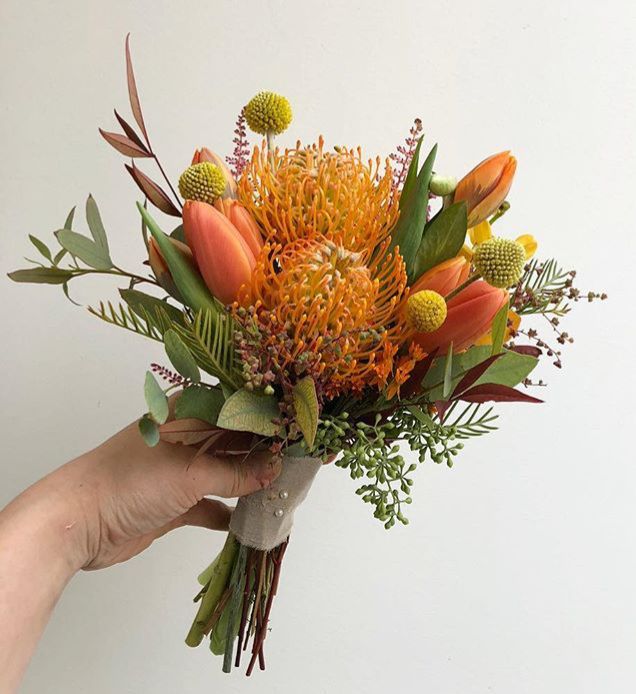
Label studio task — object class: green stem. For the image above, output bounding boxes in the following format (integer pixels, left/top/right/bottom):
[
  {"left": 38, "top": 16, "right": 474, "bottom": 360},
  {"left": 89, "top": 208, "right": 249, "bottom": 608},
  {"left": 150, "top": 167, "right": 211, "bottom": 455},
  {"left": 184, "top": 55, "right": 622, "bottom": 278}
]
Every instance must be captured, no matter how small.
[{"left": 444, "top": 273, "right": 480, "bottom": 302}]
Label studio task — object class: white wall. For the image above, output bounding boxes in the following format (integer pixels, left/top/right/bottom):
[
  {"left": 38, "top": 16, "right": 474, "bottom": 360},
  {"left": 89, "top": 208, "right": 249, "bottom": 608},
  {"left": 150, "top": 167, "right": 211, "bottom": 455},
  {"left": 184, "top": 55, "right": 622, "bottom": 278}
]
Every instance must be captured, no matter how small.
[{"left": 1, "top": 1, "right": 634, "bottom": 692}]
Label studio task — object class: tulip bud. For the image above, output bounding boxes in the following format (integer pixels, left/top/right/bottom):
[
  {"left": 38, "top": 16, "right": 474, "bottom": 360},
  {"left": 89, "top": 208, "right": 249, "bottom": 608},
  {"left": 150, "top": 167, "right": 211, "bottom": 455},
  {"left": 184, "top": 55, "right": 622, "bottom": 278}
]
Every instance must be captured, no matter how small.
[
  {"left": 148, "top": 236, "right": 195, "bottom": 301},
  {"left": 429, "top": 174, "right": 457, "bottom": 197},
  {"left": 454, "top": 151, "right": 517, "bottom": 228},
  {"left": 214, "top": 199, "right": 264, "bottom": 258},
  {"left": 192, "top": 148, "right": 237, "bottom": 199},
  {"left": 410, "top": 256, "right": 471, "bottom": 296},
  {"left": 183, "top": 200, "right": 256, "bottom": 305}
]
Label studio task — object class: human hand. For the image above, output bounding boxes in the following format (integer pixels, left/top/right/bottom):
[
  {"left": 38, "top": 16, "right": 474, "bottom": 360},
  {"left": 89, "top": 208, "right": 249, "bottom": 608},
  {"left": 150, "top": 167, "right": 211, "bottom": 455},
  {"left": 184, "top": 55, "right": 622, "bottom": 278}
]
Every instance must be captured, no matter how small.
[{"left": 12, "top": 421, "right": 282, "bottom": 573}]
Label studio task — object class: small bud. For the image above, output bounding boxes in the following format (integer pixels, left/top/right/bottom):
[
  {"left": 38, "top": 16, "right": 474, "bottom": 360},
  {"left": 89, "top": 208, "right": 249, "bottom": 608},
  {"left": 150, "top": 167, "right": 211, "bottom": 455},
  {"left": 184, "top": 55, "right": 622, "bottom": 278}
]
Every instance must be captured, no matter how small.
[{"left": 429, "top": 173, "right": 457, "bottom": 196}]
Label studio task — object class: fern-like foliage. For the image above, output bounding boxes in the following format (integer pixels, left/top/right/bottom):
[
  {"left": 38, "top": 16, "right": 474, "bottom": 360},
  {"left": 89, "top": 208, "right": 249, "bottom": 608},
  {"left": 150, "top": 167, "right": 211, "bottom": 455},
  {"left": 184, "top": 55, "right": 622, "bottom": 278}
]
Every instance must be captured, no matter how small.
[
  {"left": 170, "top": 309, "right": 241, "bottom": 390},
  {"left": 514, "top": 258, "right": 573, "bottom": 317},
  {"left": 88, "top": 301, "right": 168, "bottom": 342}
]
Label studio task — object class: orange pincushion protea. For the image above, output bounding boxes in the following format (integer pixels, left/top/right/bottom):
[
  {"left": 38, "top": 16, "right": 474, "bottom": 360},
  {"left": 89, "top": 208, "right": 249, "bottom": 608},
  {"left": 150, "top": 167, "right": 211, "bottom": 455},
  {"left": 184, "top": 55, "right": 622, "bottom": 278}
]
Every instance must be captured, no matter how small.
[
  {"left": 237, "top": 137, "right": 399, "bottom": 251},
  {"left": 236, "top": 234, "right": 407, "bottom": 397}
]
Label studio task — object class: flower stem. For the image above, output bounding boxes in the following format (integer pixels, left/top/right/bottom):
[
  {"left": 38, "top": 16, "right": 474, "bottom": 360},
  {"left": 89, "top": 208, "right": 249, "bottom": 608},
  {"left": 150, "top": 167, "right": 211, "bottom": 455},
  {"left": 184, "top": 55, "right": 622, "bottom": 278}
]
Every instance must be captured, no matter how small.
[{"left": 445, "top": 273, "right": 481, "bottom": 302}]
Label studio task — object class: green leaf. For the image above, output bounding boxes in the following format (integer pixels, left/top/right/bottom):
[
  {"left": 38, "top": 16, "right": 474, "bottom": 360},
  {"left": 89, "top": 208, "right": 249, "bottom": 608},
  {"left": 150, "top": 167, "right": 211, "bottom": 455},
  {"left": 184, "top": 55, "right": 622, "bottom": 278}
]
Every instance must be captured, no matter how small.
[
  {"left": 490, "top": 299, "right": 509, "bottom": 356},
  {"left": 119, "top": 288, "right": 185, "bottom": 325},
  {"left": 391, "top": 144, "right": 437, "bottom": 282},
  {"left": 412, "top": 202, "right": 468, "bottom": 279},
  {"left": 175, "top": 385, "right": 225, "bottom": 425},
  {"left": 53, "top": 248, "right": 67, "bottom": 266},
  {"left": 137, "top": 203, "right": 220, "bottom": 318},
  {"left": 138, "top": 415, "right": 160, "bottom": 447},
  {"left": 170, "top": 224, "right": 185, "bottom": 243},
  {"left": 63, "top": 206, "right": 76, "bottom": 230},
  {"left": 216, "top": 388, "right": 280, "bottom": 436},
  {"left": 144, "top": 371, "right": 169, "bottom": 424},
  {"left": 399, "top": 136, "right": 423, "bottom": 210},
  {"left": 86, "top": 195, "right": 109, "bottom": 252},
  {"left": 292, "top": 376, "right": 319, "bottom": 449},
  {"left": 164, "top": 329, "right": 201, "bottom": 382},
  {"left": 424, "top": 346, "right": 538, "bottom": 400},
  {"left": 55, "top": 229, "right": 113, "bottom": 270},
  {"left": 442, "top": 343, "right": 454, "bottom": 399},
  {"left": 29, "top": 235, "right": 52, "bottom": 262},
  {"left": 7, "top": 267, "right": 74, "bottom": 284}
]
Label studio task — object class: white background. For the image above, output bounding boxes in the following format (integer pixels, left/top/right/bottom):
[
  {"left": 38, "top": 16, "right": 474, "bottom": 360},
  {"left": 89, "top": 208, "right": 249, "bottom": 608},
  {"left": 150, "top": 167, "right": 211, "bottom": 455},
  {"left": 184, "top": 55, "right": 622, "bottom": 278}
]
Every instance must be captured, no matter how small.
[{"left": 1, "top": 1, "right": 634, "bottom": 692}]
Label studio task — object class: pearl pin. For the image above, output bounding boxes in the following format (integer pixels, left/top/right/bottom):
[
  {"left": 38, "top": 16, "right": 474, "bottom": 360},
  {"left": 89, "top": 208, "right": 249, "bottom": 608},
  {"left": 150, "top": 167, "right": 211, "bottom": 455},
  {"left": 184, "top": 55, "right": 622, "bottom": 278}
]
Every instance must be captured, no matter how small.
[{"left": 274, "top": 508, "right": 284, "bottom": 518}]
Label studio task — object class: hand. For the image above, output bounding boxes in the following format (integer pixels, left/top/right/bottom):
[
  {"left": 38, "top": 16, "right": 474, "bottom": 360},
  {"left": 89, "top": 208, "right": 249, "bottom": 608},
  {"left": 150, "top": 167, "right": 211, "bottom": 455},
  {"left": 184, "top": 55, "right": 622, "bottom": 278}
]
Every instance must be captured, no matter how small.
[{"left": 59, "top": 421, "right": 282, "bottom": 570}]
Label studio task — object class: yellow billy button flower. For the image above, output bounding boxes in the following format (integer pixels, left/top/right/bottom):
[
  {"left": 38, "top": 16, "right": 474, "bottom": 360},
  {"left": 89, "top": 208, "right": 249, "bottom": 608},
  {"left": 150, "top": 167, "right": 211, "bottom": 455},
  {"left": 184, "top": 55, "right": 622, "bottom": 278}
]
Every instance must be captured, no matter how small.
[
  {"left": 244, "top": 91, "right": 292, "bottom": 136},
  {"left": 178, "top": 162, "right": 226, "bottom": 204},
  {"left": 406, "top": 290, "right": 448, "bottom": 333},
  {"left": 472, "top": 237, "right": 526, "bottom": 288},
  {"left": 461, "top": 219, "right": 537, "bottom": 262}
]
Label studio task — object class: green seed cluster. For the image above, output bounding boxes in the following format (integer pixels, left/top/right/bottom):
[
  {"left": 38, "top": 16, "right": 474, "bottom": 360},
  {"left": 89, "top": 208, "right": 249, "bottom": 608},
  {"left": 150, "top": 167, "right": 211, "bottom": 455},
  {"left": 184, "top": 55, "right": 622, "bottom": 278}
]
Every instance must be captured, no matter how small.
[
  {"left": 178, "top": 162, "right": 226, "bottom": 204},
  {"left": 473, "top": 237, "right": 526, "bottom": 288},
  {"left": 244, "top": 91, "right": 292, "bottom": 135}
]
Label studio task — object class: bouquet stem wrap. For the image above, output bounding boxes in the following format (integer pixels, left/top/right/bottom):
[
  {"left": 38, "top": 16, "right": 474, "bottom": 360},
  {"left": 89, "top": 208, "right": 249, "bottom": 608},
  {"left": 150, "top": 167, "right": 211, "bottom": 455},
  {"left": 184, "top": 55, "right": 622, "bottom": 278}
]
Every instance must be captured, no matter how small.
[
  {"left": 187, "top": 455, "right": 322, "bottom": 674},
  {"left": 229, "top": 455, "right": 322, "bottom": 551}
]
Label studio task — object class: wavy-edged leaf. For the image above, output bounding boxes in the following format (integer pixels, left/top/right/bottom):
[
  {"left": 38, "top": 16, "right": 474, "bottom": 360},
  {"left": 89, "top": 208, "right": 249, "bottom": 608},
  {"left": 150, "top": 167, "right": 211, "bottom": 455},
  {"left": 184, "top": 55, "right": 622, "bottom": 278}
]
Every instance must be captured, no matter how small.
[
  {"left": 125, "top": 34, "right": 149, "bottom": 141},
  {"left": 217, "top": 388, "right": 280, "bottom": 437},
  {"left": 126, "top": 163, "right": 180, "bottom": 217},
  {"left": 413, "top": 202, "right": 467, "bottom": 279},
  {"left": 458, "top": 383, "right": 543, "bottom": 404},
  {"left": 28, "top": 235, "right": 52, "bottom": 262},
  {"left": 175, "top": 385, "right": 225, "bottom": 425},
  {"left": 55, "top": 229, "right": 113, "bottom": 270},
  {"left": 164, "top": 329, "right": 201, "bottom": 382},
  {"left": 85, "top": 195, "right": 109, "bottom": 252},
  {"left": 99, "top": 128, "right": 152, "bottom": 158},
  {"left": 139, "top": 414, "right": 160, "bottom": 447},
  {"left": 7, "top": 267, "right": 73, "bottom": 284},
  {"left": 293, "top": 376, "right": 319, "bottom": 448},
  {"left": 144, "top": 371, "right": 169, "bottom": 424},
  {"left": 114, "top": 109, "right": 149, "bottom": 151}
]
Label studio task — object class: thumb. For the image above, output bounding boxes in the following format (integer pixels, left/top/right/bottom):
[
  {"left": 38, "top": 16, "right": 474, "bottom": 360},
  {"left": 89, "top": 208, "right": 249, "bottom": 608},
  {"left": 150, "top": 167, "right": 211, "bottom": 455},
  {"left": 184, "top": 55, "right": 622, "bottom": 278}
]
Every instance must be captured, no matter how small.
[{"left": 187, "top": 451, "right": 283, "bottom": 499}]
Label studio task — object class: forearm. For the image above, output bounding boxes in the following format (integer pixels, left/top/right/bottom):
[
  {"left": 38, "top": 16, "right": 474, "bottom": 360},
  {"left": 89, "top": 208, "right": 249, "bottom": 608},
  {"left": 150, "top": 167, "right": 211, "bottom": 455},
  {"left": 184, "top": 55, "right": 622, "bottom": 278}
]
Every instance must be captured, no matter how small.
[{"left": 0, "top": 471, "right": 87, "bottom": 692}]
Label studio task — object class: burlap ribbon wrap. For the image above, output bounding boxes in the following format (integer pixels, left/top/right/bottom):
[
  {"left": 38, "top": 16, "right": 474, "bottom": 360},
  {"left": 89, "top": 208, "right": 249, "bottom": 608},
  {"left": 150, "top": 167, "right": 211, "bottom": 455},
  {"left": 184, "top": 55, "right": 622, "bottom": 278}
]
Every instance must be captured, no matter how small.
[{"left": 229, "top": 455, "right": 322, "bottom": 551}]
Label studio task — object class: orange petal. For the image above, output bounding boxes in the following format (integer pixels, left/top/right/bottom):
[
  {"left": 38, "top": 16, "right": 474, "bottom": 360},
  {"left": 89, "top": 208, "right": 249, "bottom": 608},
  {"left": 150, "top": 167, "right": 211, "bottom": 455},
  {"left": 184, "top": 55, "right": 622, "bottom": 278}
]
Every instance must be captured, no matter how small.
[
  {"left": 183, "top": 200, "right": 255, "bottom": 304},
  {"left": 224, "top": 200, "right": 264, "bottom": 258},
  {"left": 467, "top": 157, "right": 516, "bottom": 227},
  {"left": 410, "top": 256, "right": 471, "bottom": 296},
  {"left": 455, "top": 151, "right": 512, "bottom": 211}
]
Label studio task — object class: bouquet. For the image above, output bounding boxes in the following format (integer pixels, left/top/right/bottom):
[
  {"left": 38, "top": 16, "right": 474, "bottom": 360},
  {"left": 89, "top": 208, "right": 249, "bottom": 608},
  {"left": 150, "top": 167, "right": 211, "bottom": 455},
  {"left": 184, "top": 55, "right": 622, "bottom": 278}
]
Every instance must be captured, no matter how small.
[{"left": 9, "top": 37, "right": 606, "bottom": 676}]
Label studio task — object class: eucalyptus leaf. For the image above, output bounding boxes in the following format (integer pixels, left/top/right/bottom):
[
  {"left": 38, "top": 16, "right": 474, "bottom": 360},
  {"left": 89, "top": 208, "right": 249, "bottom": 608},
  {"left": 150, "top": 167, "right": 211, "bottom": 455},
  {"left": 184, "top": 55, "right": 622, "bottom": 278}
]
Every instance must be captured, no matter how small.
[
  {"left": 424, "top": 346, "right": 538, "bottom": 400},
  {"left": 144, "top": 371, "right": 169, "bottom": 424},
  {"left": 29, "top": 235, "right": 52, "bottom": 262},
  {"left": 56, "top": 229, "right": 113, "bottom": 270},
  {"left": 175, "top": 385, "right": 224, "bottom": 424},
  {"left": 292, "top": 376, "right": 319, "bottom": 449},
  {"left": 53, "top": 248, "right": 67, "bottom": 266},
  {"left": 412, "top": 202, "right": 467, "bottom": 279},
  {"left": 164, "top": 329, "right": 200, "bottom": 382},
  {"left": 138, "top": 414, "right": 160, "bottom": 447},
  {"left": 216, "top": 388, "right": 280, "bottom": 436},
  {"left": 86, "top": 195, "right": 109, "bottom": 252},
  {"left": 7, "top": 267, "right": 74, "bottom": 285},
  {"left": 63, "top": 206, "right": 76, "bottom": 230}
]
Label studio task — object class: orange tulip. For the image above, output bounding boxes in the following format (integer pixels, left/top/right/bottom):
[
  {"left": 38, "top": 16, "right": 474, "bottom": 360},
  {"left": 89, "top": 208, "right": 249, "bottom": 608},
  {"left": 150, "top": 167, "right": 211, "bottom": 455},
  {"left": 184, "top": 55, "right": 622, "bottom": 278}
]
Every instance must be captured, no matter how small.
[
  {"left": 454, "top": 151, "right": 517, "bottom": 227},
  {"left": 148, "top": 236, "right": 195, "bottom": 300},
  {"left": 191, "top": 148, "right": 237, "bottom": 199},
  {"left": 412, "top": 266, "right": 508, "bottom": 353},
  {"left": 183, "top": 200, "right": 256, "bottom": 305},
  {"left": 410, "top": 256, "right": 471, "bottom": 296},
  {"left": 214, "top": 198, "right": 264, "bottom": 258}
]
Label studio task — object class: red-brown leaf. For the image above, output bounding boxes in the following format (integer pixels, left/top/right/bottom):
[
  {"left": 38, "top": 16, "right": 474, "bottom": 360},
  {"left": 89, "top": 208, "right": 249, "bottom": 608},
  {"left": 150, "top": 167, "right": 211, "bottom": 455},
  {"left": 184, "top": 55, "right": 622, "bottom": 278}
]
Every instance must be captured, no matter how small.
[
  {"left": 452, "top": 353, "right": 505, "bottom": 398},
  {"left": 401, "top": 347, "right": 439, "bottom": 398},
  {"left": 434, "top": 400, "right": 452, "bottom": 423},
  {"left": 509, "top": 344, "right": 543, "bottom": 358},
  {"left": 126, "top": 163, "right": 181, "bottom": 217},
  {"left": 125, "top": 34, "right": 149, "bottom": 141},
  {"left": 99, "top": 128, "right": 152, "bottom": 158},
  {"left": 159, "top": 418, "right": 217, "bottom": 445},
  {"left": 114, "top": 109, "right": 149, "bottom": 152},
  {"left": 458, "top": 383, "right": 544, "bottom": 404}
]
